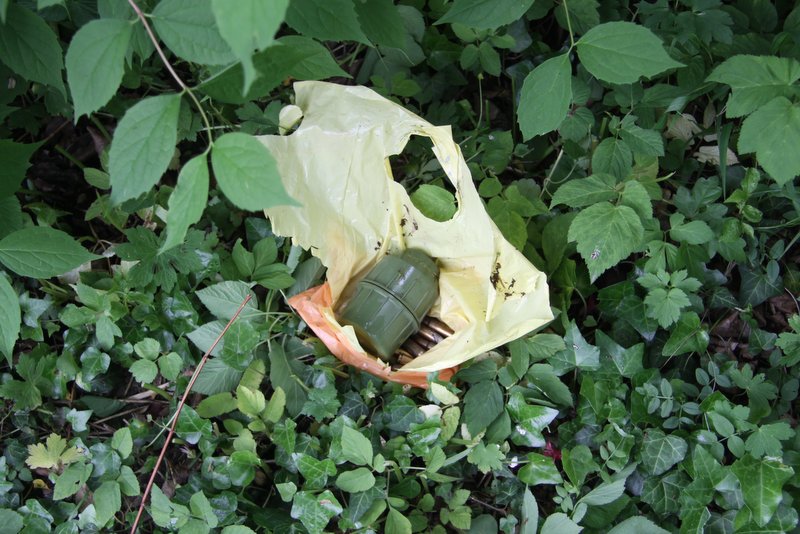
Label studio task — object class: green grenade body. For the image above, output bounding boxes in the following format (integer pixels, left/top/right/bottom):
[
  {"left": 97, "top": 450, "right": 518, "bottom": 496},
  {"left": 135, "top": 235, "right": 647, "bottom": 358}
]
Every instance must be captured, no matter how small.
[{"left": 338, "top": 249, "right": 439, "bottom": 362}]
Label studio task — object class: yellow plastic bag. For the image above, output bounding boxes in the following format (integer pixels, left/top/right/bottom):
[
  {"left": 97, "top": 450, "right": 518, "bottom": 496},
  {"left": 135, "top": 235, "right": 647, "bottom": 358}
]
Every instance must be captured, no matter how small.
[{"left": 260, "top": 81, "right": 552, "bottom": 381}]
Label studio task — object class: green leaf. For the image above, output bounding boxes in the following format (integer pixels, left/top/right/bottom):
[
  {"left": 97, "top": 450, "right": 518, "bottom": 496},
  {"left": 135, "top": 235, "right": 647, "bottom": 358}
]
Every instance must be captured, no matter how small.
[
  {"left": 268, "top": 344, "right": 308, "bottom": 417},
  {"left": 65, "top": 18, "right": 132, "bottom": 120},
  {"left": 0, "top": 227, "right": 100, "bottom": 278},
  {"left": 619, "top": 125, "right": 664, "bottom": 157},
  {"left": 663, "top": 312, "right": 709, "bottom": 356},
  {"left": 463, "top": 380, "right": 504, "bottom": 436},
  {"left": 0, "top": 3, "right": 66, "bottom": 97},
  {"left": 0, "top": 196, "right": 23, "bottom": 240},
  {"left": 539, "top": 512, "right": 581, "bottom": 534},
  {"left": 467, "top": 442, "right": 505, "bottom": 473},
  {"left": 592, "top": 137, "right": 632, "bottom": 179},
  {"left": 550, "top": 174, "right": 617, "bottom": 208},
  {"left": 341, "top": 426, "right": 373, "bottom": 466},
  {"left": 568, "top": 202, "right": 643, "bottom": 282},
  {"left": 644, "top": 287, "right": 690, "bottom": 328},
  {"left": 732, "top": 455, "right": 794, "bottom": 527},
  {"left": 670, "top": 219, "right": 714, "bottom": 245},
  {"left": 607, "top": 516, "right": 671, "bottom": 534},
  {"left": 196, "top": 392, "right": 237, "bottom": 418},
  {"left": 520, "top": 487, "right": 538, "bottom": 534},
  {"left": 507, "top": 392, "right": 559, "bottom": 448},
  {"left": 93, "top": 481, "right": 121, "bottom": 527},
  {"left": 196, "top": 281, "right": 259, "bottom": 321},
  {"left": 386, "top": 507, "right": 412, "bottom": 534},
  {"left": 0, "top": 139, "right": 41, "bottom": 197},
  {"left": 518, "top": 453, "right": 563, "bottom": 485},
  {"left": 111, "top": 428, "right": 132, "bottom": 459},
  {"left": 436, "top": 0, "right": 535, "bottom": 29},
  {"left": 152, "top": 0, "right": 234, "bottom": 65},
  {"left": 129, "top": 359, "right": 158, "bottom": 384},
  {"left": 211, "top": 0, "right": 288, "bottom": 92},
  {"left": 291, "top": 488, "right": 342, "bottom": 531},
  {"left": 745, "top": 422, "right": 793, "bottom": 458},
  {"left": 189, "top": 491, "right": 218, "bottom": 528},
  {"left": 527, "top": 364, "right": 574, "bottom": 407},
  {"left": 211, "top": 132, "right": 298, "bottom": 211},
  {"left": 353, "top": 0, "right": 406, "bottom": 48},
  {"left": 707, "top": 55, "right": 800, "bottom": 118},
  {"left": 410, "top": 184, "right": 457, "bottom": 222},
  {"left": 53, "top": 462, "right": 92, "bottom": 500},
  {"left": 158, "top": 352, "right": 183, "bottom": 381},
  {"left": 0, "top": 510, "right": 22, "bottom": 534},
  {"left": 487, "top": 198, "right": 527, "bottom": 250},
  {"left": 620, "top": 180, "right": 653, "bottom": 219},
  {"left": 738, "top": 97, "right": 800, "bottom": 185},
  {"left": 0, "top": 275, "right": 19, "bottom": 364},
  {"left": 176, "top": 405, "right": 211, "bottom": 445},
  {"left": 641, "top": 429, "right": 688, "bottom": 476},
  {"left": 109, "top": 93, "right": 181, "bottom": 204},
  {"left": 576, "top": 21, "right": 683, "bottom": 84},
  {"left": 579, "top": 478, "right": 626, "bottom": 506},
  {"left": 236, "top": 385, "right": 266, "bottom": 417},
  {"left": 285, "top": 0, "right": 369, "bottom": 44},
  {"left": 335, "top": 467, "right": 376, "bottom": 493},
  {"left": 517, "top": 54, "right": 572, "bottom": 140},
  {"left": 161, "top": 154, "right": 209, "bottom": 253}
]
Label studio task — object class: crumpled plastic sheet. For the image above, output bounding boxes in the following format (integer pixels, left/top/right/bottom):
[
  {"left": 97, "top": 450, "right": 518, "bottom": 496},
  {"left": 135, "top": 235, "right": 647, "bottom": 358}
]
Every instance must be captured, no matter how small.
[{"left": 260, "top": 81, "right": 552, "bottom": 386}]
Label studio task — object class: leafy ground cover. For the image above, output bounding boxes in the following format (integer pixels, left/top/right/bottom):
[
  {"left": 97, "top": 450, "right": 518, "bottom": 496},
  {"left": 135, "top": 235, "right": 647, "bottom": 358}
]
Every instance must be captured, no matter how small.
[{"left": 1, "top": 0, "right": 800, "bottom": 532}]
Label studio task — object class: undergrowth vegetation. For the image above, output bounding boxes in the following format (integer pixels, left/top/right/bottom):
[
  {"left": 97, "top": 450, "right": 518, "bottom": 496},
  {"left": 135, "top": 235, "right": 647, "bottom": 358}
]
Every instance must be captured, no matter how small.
[{"left": 1, "top": 0, "right": 799, "bottom": 532}]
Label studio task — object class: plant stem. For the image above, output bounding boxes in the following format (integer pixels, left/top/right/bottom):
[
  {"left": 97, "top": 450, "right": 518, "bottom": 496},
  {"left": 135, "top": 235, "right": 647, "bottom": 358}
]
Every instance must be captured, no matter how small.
[
  {"left": 126, "top": 0, "right": 214, "bottom": 146},
  {"left": 562, "top": 0, "right": 576, "bottom": 49}
]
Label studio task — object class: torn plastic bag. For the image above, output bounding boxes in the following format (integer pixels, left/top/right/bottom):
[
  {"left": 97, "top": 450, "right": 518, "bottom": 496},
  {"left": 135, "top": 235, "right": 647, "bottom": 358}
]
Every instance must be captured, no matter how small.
[{"left": 260, "top": 81, "right": 552, "bottom": 386}]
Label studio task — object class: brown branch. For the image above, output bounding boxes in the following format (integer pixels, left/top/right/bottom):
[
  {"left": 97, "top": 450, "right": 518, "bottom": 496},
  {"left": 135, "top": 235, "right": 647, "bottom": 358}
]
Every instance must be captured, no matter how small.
[{"left": 130, "top": 294, "right": 252, "bottom": 533}]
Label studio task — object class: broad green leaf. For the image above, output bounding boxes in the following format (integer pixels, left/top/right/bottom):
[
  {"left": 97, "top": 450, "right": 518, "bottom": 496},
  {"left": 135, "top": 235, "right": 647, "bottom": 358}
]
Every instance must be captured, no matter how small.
[
  {"left": 539, "top": 512, "right": 581, "bottom": 534},
  {"left": 0, "top": 510, "right": 22, "bottom": 534},
  {"left": 620, "top": 180, "right": 652, "bottom": 219},
  {"left": 152, "top": 0, "right": 235, "bottom": 65},
  {"left": 0, "top": 227, "right": 100, "bottom": 278},
  {"left": 221, "top": 527, "right": 256, "bottom": 534},
  {"left": 410, "top": 184, "right": 457, "bottom": 222},
  {"left": 236, "top": 385, "right": 266, "bottom": 417},
  {"left": 707, "top": 55, "right": 800, "bottom": 117},
  {"left": 579, "top": 478, "right": 626, "bottom": 506},
  {"left": 175, "top": 406, "right": 211, "bottom": 445},
  {"left": 518, "top": 54, "right": 572, "bottom": 140},
  {"left": 335, "top": 467, "right": 376, "bottom": 493},
  {"left": 285, "top": 0, "right": 369, "bottom": 44},
  {"left": 93, "top": 481, "right": 121, "bottom": 527},
  {"left": 353, "top": 0, "right": 406, "bottom": 48},
  {"left": 644, "top": 287, "right": 690, "bottom": 328},
  {"left": 0, "top": 275, "right": 19, "bottom": 364},
  {"left": 129, "top": 359, "right": 158, "bottom": 384},
  {"left": 386, "top": 506, "right": 412, "bottom": 534},
  {"left": 731, "top": 455, "right": 794, "bottom": 527},
  {"left": 200, "top": 36, "right": 349, "bottom": 104},
  {"left": 111, "top": 428, "right": 132, "bottom": 459},
  {"left": 211, "top": 0, "right": 289, "bottom": 92},
  {"left": 487, "top": 198, "right": 527, "bottom": 250},
  {"left": 196, "top": 281, "right": 259, "bottom": 321},
  {"left": 436, "top": 0, "right": 535, "bottom": 29},
  {"left": 518, "top": 453, "right": 563, "bottom": 485},
  {"left": 520, "top": 488, "right": 538, "bottom": 534},
  {"left": 576, "top": 21, "right": 683, "bottom": 84},
  {"left": 341, "top": 426, "right": 373, "bottom": 466},
  {"left": 65, "top": 18, "right": 132, "bottom": 119},
  {"left": 0, "top": 3, "right": 66, "bottom": 97},
  {"left": 670, "top": 218, "right": 714, "bottom": 245},
  {"left": 641, "top": 471, "right": 686, "bottom": 515},
  {"left": 663, "top": 312, "right": 709, "bottom": 356},
  {"left": 550, "top": 174, "right": 617, "bottom": 208},
  {"left": 187, "top": 320, "right": 226, "bottom": 357},
  {"left": 607, "top": 516, "right": 670, "bottom": 534},
  {"left": 196, "top": 392, "right": 237, "bottom": 418},
  {"left": 619, "top": 125, "right": 664, "bottom": 156},
  {"left": 161, "top": 154, "right": 208, "bottom": 253},
  {"left": 189, "top": 491, "right": 218, "bottom": 528},
  {"left": 568, "top": 202, "right": 644, "bottom": 281},
  {"left": 507, "top": 392, "right": 559, "bottom": 448},
  {"left": 738, "top": 96, "right": 800, "bottom": 185},
  {"left": 592, "top": 137, "right": 632, "bottom": 179},
  {"left": 211, "top": 132, "right": 298, "bottom": 211},
  {"left": 290, "top": 490, "right": 342, "bottom": 532},
  {"left": 467, "top": 443, "right": 505, "bottom": 473},
  {"left": 641, "top": 429, "right": 688, "bottom": 476},
  {"left": 268, "top": 344, "right": 307, "bottom": 417},
  {"left": 0, "top": 196, "right": 22, "bottom": 240},
  {"left": 527, "top": 364, "right": 573, "bottom": 407},
  {"left": 463, "top": 380, "right": 504, "bottom": 436},
  {"left": 109, "top": 93, "right": 181, "bottom": 204},
  {"left": 0, "top": 140, "right": 41, "bottom": 197},
  {"left": 53, "top": 462, "right": 92, "bottom": 500}
]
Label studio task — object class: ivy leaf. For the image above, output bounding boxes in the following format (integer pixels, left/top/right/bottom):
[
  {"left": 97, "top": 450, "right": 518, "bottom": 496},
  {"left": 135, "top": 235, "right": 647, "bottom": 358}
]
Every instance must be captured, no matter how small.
[
  {"left": 706, "top": 55, "right": 800, "bottom": 117},
  {"left": 65, "top": 18, "right": 132, "bottom": 120},
  {"left": 0, "top": 227, "right": 100, "bottom": 278},
  {"left": 295, "top": 455, "right": 337, "bottom": 489},
  {"left": 731, "top": 455, "right": 794, "bottom": 527},
  {"left": 568, "top": 202, "right": 644, "bottom": 282},
  {"left": 550, "top": 173, "right": 617, "bottom": 208},
  {"left": 467, "top": 443, "right": 505, "bottom": 473},
  {"left": 210, "top": 0, "right": 288, "bottom": 92},
  {"left": 300, "top": 384, "right": 341, "bottom": 420},
  {"left": 507, "top": 392, "right": 559, "bottom": 448},
  {"left": 109, "top": 93, "right": 181, "bottom": 204},
  {"left": 436, "top": 0, "right": 535, "bottom": 29},
  {"left": 161, "top": 154, "right": 209, "bottom": 253},
  {"left": 744, "top": 422, "right": 793, "bottom": 458},
  {"left": 152, "top": 0, "right": 235, "bottom": 65},
  {"left": 211, "top": 132, "right": 298, "bottom": 211},
  {"left": 0, "top": 274, "right": 20, "bottom": 365},
  {"left": 0, "top": 3, "right": 66, "bottom": 97},
  {"left": 517, "top": 54, "right": 572, "bottom": 140},
  {"left": 518, "top": 453, "right": 563, "bottom": 485},
  {"left": 738, "top": 96, "right": 800, "bottom": 186},
  {"left": 576, "top": 21, "right": 684, "bottom": 84},
  {"left": 641, "top": 429, "right": 688, "bottom": 476}
]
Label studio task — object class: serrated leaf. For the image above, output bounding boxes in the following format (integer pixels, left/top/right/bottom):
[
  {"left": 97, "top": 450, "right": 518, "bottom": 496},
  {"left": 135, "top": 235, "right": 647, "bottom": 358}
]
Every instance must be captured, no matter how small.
[
  {"left": 641, "top": 429, "right": 688, "bottom": 476},
  {"left": 644, "top": 287, "right": 690, "bottom": 328},
  {"left": 467, "top": 442, "right": 505, "bottom": 473},
  {"left": 66, "top": 18, "right": 132, "bottom": 120},
  {"left": 738, "top": 96, "right": 800, "bottom": 185},
  {"left": 268, "top": 344, "right": 307, "bottom": 418},
  {"left": 707, "top": 55, "right": 800, "bottom": 118},
  {"left": 670, "top": 219, "right": 714, "bottom": 245},
  {"left": 518, "top": 54, "right": 572, "bottom": 140},
  {"left": 0, "top": 139, "right": 41, "bottom": 197},
  {"left": 0, "top": 196, "right": 23, "bottom": 240},
  {"left": 196, "top": 281, "right": 259, "bottom": 321},
  {"left": 550, "top": 173, "right": 617, "bottom": 208},
  {"left": 619, "top": 125, "right": 664, "bottom": 156},
  {"left": 111, "top": 427, "right": 132, "bottom": 459},
  {"left": 53, "top": 462, "right": 92, "bottom": 500},
  {"left": 353, "top": 0, "right": 406, "bottom": 47},
  {"left": 129, "top": 359, "right": 157, "bottom": 384},
  {"left": 620, "top": 180, "right": 652, "bottom": 219},
  {"left": 745, "top": 422, "right": 794, "bottom": 458},
  {"left": 211, "top": 132, "right": 298, "bottom": 211},
  {"left": 732, "top": 455, "right": 794, "bottom": 527},
  {"left": 26, "top": 434, "right": 82, "bottom": 469},
  {"left": 576, "top": 21, "right": 684, "bottom": 84},
  {"left": 463, "top": 380, "right": 504, "bottom": 436},
  {"left": 109, "top": 93, "right": 181, "bottom": 204},
  {"left": 0, "top": 3, "right": 66, "bottom": 97},
  {"left": 592, "top": 137, "right": 632, "bottom": 179},
  {"left": 607, "top": 516, "right": 671, "bottom": 534},
  {"left": 436, "top": 0, "right": 535, "bottom": 29},
  {"left": 568, "top": 202, "right": 643, "bottom": 281},
  {"left": 152, "top": 0, "right": 235, "bottom": 65},
  {"left": 211, "top": 0, "right": 288, "bottom": 92},
  {"left": 0, "top": 275, "right": 20, "bottom": 365},
  {"left": 0, "top": 227, "right": 100, "bottom": 278},
  {"left": 161, "top": 154, "right": 209, "bottom": 252},
  {"left": 285, "top": 0, "right": 370, "bottom": 43}
]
